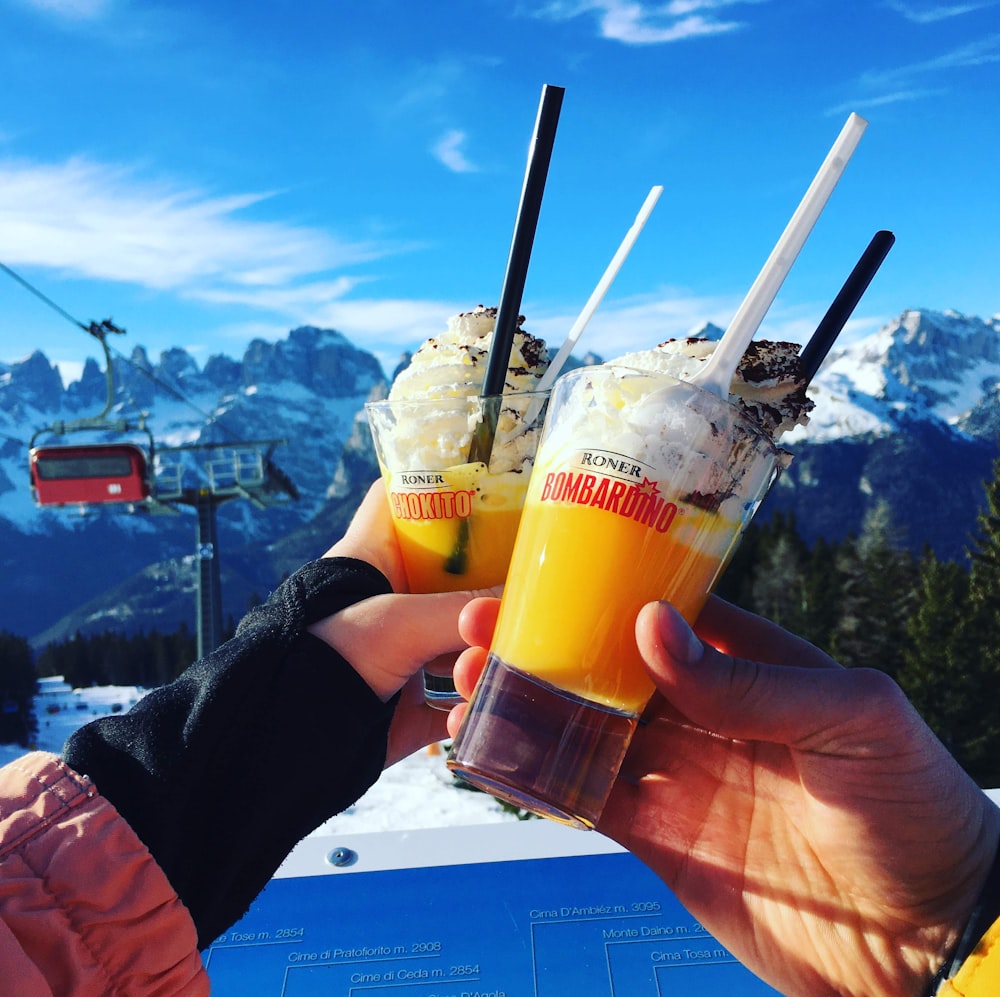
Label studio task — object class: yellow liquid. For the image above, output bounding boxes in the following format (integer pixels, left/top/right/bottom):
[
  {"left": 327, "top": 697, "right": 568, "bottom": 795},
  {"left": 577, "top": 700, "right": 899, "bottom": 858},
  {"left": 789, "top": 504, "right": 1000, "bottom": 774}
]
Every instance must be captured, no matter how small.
[
  {"left": 492, "top": 476, "right": 734, "bottom": 714},
  {"left": 384, "top": 464, "right": 529, "bottom": 592}
]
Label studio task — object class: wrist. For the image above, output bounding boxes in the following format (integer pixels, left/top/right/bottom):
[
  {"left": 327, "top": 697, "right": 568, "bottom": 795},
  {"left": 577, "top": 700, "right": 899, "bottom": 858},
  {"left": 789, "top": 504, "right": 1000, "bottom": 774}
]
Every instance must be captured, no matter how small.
[
  {"left": 925, "top": 807, "right": 1000, "bottom": 995},
  {"left": 279, "top": 556, "right": 393, "bottom": 626}
]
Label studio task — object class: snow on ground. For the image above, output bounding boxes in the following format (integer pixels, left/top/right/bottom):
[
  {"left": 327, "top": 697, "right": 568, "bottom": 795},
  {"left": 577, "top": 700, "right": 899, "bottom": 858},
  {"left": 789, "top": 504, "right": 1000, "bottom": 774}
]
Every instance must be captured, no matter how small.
[
  {"left": 313, "top": 741, "right": 521, "bottom": 834},
  {"left": 0, "top": 678, "right": 520, "bottom": 832},
  {"left": 0, "top": 676, "right": 147, "bottom": 766}
]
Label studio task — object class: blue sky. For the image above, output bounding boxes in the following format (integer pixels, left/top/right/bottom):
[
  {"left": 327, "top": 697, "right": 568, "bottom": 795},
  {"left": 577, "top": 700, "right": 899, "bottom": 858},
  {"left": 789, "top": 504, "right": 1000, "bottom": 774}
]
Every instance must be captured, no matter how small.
[{"left": 1, "top": 0, "right": 998, "bottom": 383}]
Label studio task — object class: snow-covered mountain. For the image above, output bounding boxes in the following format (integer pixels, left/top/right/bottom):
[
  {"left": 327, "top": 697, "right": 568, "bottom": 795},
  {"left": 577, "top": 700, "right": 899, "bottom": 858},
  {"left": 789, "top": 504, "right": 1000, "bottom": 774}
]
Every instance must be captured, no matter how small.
[
  {"left": 768, "top": 309, "right": 999, "bottom": 558},
  {"left": 1, "top": 326, "right": 386, "bottom": 533},
  {"left": 788, "top": 309, "right": 1000, "bottom": 443},
  {"left": 1, "top": 309, "right": 997, "bottom": 642},
  {"left": 684, "top": 308, "right": 1000, "bottom": 444},
  {"left": 0, "top": 327, "right": 390, "bottom": 641}
]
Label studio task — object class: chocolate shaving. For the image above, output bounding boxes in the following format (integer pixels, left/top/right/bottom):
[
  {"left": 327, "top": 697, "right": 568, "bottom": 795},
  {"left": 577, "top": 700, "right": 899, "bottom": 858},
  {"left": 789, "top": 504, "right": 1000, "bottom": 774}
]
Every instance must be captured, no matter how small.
[{"left": 682, "top": 490, "right": 722, "bottom": 511}]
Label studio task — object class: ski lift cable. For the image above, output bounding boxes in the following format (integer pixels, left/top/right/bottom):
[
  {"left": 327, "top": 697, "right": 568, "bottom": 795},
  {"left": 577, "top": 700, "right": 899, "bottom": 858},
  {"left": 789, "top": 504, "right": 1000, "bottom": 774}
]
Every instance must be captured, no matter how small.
[
  {"left": 2, "top": 260, "right": 246, "bottom": 446},
  {"left": 1, "top": 261, "right": 90, "bottom": 333},
  {"left": 7, "top": 263, "right": 297, "bottom": 527}
]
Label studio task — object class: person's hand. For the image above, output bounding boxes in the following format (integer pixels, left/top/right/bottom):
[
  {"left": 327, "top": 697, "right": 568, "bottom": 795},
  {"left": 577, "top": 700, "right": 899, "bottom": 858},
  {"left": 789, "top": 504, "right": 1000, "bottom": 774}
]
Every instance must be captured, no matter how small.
[
  {"left": 321, "top": 479, "right": 410, "bottom": 592},
  {"left": 449, "top": 595, "right": 1000, "bottom": 997},
  {"left": 311, "top": 481, "right": 497, "bottom": 766},
  {"left": 312, "top": 587, "right": 484, "bottom": 765}
]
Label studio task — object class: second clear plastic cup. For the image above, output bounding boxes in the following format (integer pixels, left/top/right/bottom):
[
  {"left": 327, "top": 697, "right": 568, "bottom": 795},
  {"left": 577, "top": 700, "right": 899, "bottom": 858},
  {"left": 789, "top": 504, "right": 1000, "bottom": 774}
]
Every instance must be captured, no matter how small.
[
  {"left": 447, "top": 365, "right": 788, "bottom": 827},
  {"left": 366, "top": 390, "right": 549, "bottom": 709}
]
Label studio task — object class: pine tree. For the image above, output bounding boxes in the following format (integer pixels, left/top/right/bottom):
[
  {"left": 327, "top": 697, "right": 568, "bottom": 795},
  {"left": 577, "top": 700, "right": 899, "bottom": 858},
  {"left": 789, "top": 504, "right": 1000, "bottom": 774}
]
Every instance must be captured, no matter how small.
[
  {"left": 714, "top": 518, "right": 763, "bottom": 609},
  {"left": 831, "top": 501, "right": 918, "bottom": 679},
  {"left": 749, "top": 514, "right": 809, "bottom": 633},
  {"left": 897, "top": 459, "right": 1000, "bottom": 787},
  {"left": 34, "top": 624, "right": 200, "bottom": 690},
  {"left": 967, "top": 456, "right": 1000, "bottom": 618},
  {"left": 951, "top": 457, "right": 1000, "bottom": 785},
  {"left": 899, "top": 550, "right": 972, "bottom": 752},
  {"left": 151, "top": 630, "right": 173, "bottom": 687},
  {"left": 799, "top": 536, "right": 844, "bottom": 652},
  {"left": 0, "top": 631, "right": 38, "bottom": 747},
  {"left": 167, "top": 622, "right": 197, "bottom": 682}
]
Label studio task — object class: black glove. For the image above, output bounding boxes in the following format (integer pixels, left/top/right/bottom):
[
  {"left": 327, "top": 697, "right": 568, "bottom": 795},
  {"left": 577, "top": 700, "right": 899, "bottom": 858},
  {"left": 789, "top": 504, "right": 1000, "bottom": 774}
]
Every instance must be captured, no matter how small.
[{"left": 63, "top": 557, "right": 397, "bottom": 949}]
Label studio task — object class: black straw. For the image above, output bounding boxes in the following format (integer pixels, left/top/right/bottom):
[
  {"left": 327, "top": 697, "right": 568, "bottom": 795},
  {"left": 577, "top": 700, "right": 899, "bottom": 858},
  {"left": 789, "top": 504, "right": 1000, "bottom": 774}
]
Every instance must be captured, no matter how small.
[
  {"left": 480, "top": 83, "right": 565, "bottom": 398},
  {"left": 452, "top": 85, "right": 564, "bottom": 569},
  {"left": 800, "top": 230, "right": 895, "bottom": 386}
]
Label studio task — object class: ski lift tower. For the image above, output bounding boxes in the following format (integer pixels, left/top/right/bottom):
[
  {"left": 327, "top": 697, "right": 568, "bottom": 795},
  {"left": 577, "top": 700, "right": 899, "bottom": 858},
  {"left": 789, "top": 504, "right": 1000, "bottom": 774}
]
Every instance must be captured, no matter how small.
[{"left": 154, "top": 442, "right": 298, "bottom": 658}]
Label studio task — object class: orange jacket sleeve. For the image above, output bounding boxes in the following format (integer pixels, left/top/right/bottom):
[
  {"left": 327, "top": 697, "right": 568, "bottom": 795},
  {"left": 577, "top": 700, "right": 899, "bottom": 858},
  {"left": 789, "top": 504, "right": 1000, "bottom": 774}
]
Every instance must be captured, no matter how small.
[{"left": 0, "top": 751, "right": 208, "bottom": 997}]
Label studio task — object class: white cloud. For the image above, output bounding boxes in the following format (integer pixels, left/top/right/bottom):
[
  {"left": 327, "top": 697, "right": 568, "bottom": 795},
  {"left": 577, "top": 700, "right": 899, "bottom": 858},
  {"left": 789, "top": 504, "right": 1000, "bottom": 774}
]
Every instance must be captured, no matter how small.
[
  {"left": 0, "top": 155, "right": 882, "bottom": 379},
  {"left": 308, "top": 296, "right": 462, "bottom": 346},
  {"left": 860, "top": 34, "right": 1000, "bottom": 99},
  {"left": 0, "top": 156, "right": 404, "bottom": 305},
  {"left": 174, "top": 296, "right": 474, "bottom": 376},
  {"left": 286, "top": 282, "right": 874, "bottom": 380},
  {"left": 836, "top": 33, "right": 1000, "bottom": 111},
  {"left": 393, "top": 60, "right": 472, "bottom": 113},
  {"left": 556, "top": 288, "right": 741, "bottom": 353},
  {"left": 531, "top": 0, "right": 765, "bottom": 44},
  {"left": 432, "top": 129, "right": 479, "bottom": 173},
  {"left": 226, "top": 287, "right": 741, "bottom": 375},
  {"left": 825, "top": 88, "right": 946, "bottom": 115},
  {"left": 296, "top": 296, "right": 471, "bottom": 377},
  {"left": 884, "top": 0, "right": 998, "bottom": 24},
  {"left": 17, "top": 0, "right": 111, "bottom": 19},
  {"left": 527, "top": 289, "right": 888, "bottom": 361},
  {"left": 857, "top": 33, "right": 1000, "bottom": 90}
]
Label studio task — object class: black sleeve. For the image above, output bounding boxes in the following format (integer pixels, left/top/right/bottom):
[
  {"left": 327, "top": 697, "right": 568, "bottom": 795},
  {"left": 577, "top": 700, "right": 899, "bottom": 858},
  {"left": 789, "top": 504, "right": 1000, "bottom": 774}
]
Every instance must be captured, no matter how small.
[{"left": 62, "top": 556, "right": 396, "bottom": 950}]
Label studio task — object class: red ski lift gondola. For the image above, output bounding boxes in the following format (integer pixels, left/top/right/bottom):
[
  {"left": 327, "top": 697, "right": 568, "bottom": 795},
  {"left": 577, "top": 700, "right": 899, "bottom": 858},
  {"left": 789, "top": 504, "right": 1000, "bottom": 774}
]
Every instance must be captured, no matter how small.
[
  {"left": 27, "top": 318, "right": 156, "bottom": 510},
  {"left": 29, "top": 442, "right": 151, "bottom": 507}
]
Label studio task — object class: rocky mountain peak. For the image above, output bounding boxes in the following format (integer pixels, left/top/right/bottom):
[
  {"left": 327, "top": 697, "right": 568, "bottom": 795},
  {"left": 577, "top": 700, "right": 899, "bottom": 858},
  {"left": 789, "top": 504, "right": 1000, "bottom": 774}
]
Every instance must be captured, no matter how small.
[
  {"left": 0, "top": 350, "right": 64, "bottom": 415},
  {"left": 885, "top": 309, "right": 1000, "bottom": 383},
  {"left": 239, "top": 326, "right": 383, "bottom": 395},
  {"left": 796, "top": 308, "right": 1000, "bottom": 442},
  {"left": 687, "top": 320, "right": 725, "bottom": 341},
  {"left": 63, "top": 356, "right": 108, "bottom": 413}
]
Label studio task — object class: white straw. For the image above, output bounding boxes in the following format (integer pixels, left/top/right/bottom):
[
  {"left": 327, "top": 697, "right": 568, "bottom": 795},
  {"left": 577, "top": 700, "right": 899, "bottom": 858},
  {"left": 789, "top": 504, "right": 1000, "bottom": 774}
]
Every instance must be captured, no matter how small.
[
  {"left": 691, "top": 112, "right": 868, "bottom": 399},
  {"left": 536, "top": 184, "right": 663, "bottom": 393}
]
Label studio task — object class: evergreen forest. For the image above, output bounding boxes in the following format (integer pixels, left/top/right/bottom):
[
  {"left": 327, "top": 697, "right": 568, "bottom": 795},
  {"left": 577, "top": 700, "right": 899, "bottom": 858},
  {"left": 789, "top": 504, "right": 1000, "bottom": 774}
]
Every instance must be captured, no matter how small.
[
  {"left": 2, "top": 460, "right": 999, "bottom": 789},
  {"left": 714, "top": 456, "right": 1000, "bottom": 787}
]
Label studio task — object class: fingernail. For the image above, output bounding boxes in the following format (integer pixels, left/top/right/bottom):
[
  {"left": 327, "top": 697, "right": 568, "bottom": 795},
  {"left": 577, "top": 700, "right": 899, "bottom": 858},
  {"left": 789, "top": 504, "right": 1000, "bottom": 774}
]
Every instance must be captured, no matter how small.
[{"left": 656, "top": 602, "right": 703, "bottom": 666}]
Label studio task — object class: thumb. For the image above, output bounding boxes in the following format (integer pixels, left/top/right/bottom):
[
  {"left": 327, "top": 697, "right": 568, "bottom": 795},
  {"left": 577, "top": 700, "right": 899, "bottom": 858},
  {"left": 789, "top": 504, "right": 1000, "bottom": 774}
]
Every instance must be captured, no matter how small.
[
  {"left": 322, "top": 481, "right": 407, "bottom": 592},
  {"left": 636, "top": 601, "right": 877, "bottom": 749},
  {"left": 309, "top": 590, "right": 476, "bottom": 701}
]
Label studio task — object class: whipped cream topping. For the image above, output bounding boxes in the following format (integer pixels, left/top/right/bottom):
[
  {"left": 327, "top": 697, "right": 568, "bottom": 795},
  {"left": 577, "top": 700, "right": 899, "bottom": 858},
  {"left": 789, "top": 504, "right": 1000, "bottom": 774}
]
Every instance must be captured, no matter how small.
[
  {"left": 537, "top": 365, "right": 786, "bottom": 522},
  {"left": 381, "top": 306, "right": 550, "bottom": 474},
  {"left": 610, "top": 337, "right": 813, "bottom": 437},
  {"left": 390, "top": 306, "right": 549, "bottom": 400}
]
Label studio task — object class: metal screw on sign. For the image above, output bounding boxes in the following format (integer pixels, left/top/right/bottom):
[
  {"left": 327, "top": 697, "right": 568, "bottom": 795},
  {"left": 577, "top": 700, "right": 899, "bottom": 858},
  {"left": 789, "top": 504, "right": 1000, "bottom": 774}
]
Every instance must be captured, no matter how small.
[{"left": 326, "top": 847, "right": 358, "bottom": 868}]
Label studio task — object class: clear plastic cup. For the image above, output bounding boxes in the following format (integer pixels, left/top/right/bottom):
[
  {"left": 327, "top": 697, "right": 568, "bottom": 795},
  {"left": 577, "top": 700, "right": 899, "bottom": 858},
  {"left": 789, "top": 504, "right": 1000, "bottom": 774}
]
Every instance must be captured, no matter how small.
[
  {"left": 366, "top": 390, "right": 549, "bottom": 709},
  {"left": 447, "top": 365, "right": 788, "bottom": 826}
]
